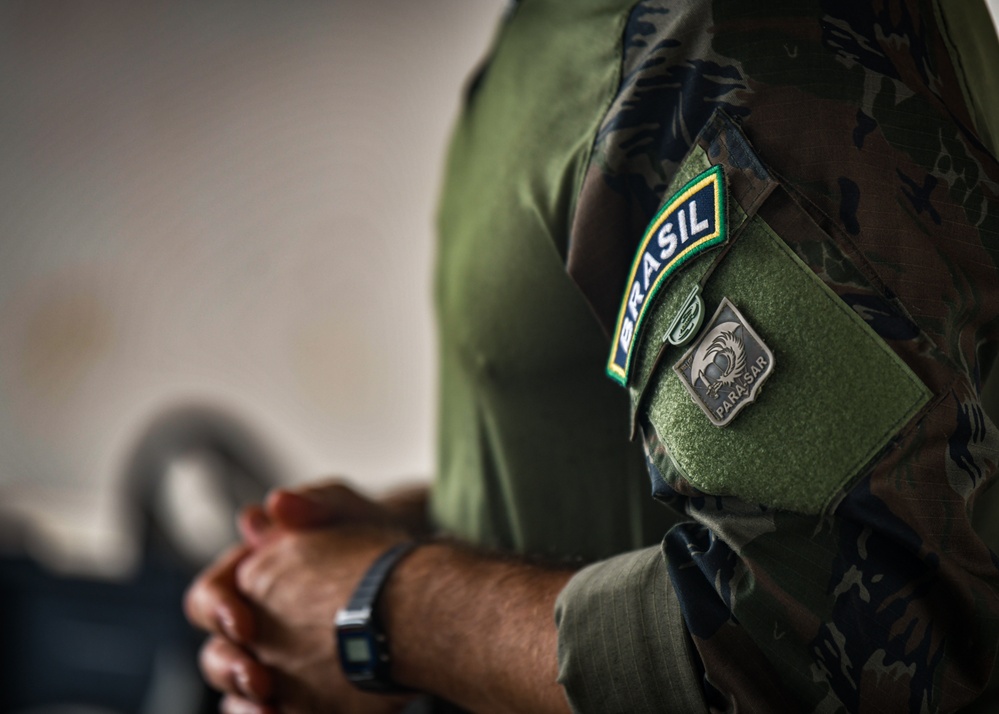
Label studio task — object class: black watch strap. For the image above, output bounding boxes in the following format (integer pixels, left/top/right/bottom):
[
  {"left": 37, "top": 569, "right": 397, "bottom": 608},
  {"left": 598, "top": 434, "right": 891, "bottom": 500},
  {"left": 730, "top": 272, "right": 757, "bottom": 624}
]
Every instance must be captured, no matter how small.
[
  {"left": 335, "top": 541, "right": 418, "bottom": 693},
  {"left": 346, "top": 541, "right": 417, "bottom": 612}
]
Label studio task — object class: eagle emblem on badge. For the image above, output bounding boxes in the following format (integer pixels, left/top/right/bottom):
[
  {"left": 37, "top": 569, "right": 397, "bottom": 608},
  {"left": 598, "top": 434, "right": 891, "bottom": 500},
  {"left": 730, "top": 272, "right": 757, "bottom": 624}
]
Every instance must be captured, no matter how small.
[
  {"left": 674, "top": 298, "right": 774, "bottom": 427},
  {"left": 694, "top": 324, "right": 746, "bottom": 398}
]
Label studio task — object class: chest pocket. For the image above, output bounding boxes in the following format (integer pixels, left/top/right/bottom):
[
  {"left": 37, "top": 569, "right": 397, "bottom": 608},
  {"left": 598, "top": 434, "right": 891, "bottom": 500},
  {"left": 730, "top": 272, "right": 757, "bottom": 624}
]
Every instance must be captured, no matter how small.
[{"left": 618, "top": 111, "right": 932, "bottom": 515}]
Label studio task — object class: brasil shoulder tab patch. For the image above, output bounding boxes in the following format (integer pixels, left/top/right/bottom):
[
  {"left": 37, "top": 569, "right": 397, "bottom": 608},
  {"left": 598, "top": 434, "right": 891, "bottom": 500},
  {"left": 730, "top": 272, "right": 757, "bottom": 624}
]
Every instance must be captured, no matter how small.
[{"left": 607, "top": 164, "right": 727, "bottom": 385}]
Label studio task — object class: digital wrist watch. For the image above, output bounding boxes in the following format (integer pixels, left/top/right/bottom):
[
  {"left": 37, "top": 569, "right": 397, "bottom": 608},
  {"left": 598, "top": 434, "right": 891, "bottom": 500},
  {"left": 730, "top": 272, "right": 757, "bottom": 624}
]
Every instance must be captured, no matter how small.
[{"left": 334, "top": 541, "right": 418, "bottom": 693}]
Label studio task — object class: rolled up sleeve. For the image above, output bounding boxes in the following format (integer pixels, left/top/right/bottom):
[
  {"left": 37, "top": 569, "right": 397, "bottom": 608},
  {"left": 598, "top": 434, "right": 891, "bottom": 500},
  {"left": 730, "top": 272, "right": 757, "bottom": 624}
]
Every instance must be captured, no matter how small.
[{"left": 554, "top": 543, "right": 707, "bottom": 714}]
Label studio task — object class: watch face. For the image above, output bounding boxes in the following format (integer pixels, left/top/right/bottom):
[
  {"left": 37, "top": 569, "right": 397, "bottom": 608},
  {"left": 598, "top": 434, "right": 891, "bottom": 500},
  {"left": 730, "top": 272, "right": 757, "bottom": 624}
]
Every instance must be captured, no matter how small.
[
  {"left": 336, "top": 620, "right": 378, "bottom": 676},
  {"left": 343, "top": 634, "right": 373, "bottom": 665}
]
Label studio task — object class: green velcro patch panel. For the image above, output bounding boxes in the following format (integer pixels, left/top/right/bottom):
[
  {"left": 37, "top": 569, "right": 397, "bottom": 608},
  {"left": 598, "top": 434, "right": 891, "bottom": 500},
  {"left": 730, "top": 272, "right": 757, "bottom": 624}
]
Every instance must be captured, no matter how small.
[{"left": 638, "top": 215, "right": 932, "bottom": 514}]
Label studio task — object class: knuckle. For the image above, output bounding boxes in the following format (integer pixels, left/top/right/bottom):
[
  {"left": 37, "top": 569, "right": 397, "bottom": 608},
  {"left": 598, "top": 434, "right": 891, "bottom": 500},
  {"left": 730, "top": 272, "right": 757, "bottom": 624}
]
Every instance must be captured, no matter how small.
[
  {"left": 184, "top": 581, "right": 216, "bottom": 629},
  {"left": 234, "top": 557, "right": 250, "bottom": 591},
  {"left": 235, "top": 557, "right": 260, "bottom": 599},
  {"left": 182, "top": 583, "right": 200, "bottom": 623},
  {"left": 198, "top": 639, "right": 224, "bottom": 686}
]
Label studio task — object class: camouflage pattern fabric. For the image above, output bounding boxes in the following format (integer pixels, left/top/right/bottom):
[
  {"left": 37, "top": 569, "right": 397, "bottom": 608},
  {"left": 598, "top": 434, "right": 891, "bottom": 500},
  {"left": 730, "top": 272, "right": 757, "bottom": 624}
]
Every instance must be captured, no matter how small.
[{"left": 567, "top": 0, "right": 999, "bottom": 711}]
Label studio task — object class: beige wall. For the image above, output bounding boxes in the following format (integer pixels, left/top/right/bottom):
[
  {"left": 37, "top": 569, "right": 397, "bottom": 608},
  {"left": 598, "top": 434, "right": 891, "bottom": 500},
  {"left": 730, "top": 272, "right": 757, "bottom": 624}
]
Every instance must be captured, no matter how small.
[{"left": 0, "top": 1, "right": 504, "bottom": 572}]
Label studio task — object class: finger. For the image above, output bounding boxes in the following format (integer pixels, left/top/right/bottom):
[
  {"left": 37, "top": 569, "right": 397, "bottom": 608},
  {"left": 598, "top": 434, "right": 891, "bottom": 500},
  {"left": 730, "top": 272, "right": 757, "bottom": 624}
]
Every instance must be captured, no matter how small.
[
  {"left": 238, "top": 504, "right": 274, "bottom": 547},
  {"left": 219, "top": 694, "right": 277, "bottom": 714},
  {"left": 199, "top": 636, "right": 275, "bottom": 702},
  {"left": 184, "top": 545, "right": 256, "bottom": 643},
  {"left": 264, "top": 489, "right": 335, "bottom": 529},
  {"left": 265, "top": 482, "right": 377, "bottom": 529}
]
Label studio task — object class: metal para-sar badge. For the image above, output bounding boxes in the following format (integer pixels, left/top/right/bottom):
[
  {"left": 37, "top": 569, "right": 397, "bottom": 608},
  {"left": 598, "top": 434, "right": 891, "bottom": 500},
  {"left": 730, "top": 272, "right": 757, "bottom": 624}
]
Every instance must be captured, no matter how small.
[{"left": 673, "top": 298, "right": 774, "bottom": 427}]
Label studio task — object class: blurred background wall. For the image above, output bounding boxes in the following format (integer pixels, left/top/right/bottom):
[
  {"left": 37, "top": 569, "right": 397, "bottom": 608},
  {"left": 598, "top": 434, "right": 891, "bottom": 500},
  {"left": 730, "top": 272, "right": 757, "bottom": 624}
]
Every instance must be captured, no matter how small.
[{"left": 0, "top": 0, "right": 505, "bottom": 576}]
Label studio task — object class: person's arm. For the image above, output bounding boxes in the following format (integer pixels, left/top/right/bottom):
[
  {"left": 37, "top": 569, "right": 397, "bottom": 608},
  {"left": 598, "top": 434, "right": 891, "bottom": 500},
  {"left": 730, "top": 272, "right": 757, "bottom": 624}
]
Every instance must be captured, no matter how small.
[
  {"left": 214, "top": 525, "right": 575, "bottom": 714},
  {"left": 188, "top": 479, "right": 575, "bottom": 714},
  {"left": 383, "top": 543, "right": 572, "bottom": 714}
]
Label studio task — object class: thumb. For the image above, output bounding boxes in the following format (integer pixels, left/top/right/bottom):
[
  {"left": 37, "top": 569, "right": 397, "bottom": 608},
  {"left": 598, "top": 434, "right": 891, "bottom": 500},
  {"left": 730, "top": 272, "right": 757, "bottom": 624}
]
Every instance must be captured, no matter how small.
[
  {"left": 237, "top": 504, "right": 274, "bottom": 548},
  {"left": 264, "top": 483, "right": 381, "bottom": 530}
]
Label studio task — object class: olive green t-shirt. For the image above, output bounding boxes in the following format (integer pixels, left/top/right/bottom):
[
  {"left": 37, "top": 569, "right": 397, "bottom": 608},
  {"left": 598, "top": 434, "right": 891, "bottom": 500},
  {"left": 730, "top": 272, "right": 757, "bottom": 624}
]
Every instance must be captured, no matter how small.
[{"left": 431, "top": 0, "right": 680, "bottom": 562}]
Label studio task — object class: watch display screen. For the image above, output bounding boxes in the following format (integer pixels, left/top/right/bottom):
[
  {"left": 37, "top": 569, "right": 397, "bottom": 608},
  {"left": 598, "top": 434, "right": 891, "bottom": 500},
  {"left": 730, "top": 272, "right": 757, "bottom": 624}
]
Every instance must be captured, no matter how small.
[{"left": 343, "top": 634, "right": 373, "bottom": 664}]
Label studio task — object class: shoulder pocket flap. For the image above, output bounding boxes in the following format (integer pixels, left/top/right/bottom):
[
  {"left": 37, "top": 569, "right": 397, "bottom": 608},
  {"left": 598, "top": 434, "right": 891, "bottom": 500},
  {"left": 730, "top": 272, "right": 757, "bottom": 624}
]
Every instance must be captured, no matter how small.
[{"left": 628, "top": 114, "right": 932, "bottom": 514}]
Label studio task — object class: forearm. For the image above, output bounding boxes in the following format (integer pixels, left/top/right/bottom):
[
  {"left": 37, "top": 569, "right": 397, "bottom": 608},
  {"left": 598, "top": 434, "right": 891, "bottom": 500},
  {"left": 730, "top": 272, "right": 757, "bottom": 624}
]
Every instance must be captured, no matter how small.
[{"left": 383, "top": 542, "right": 573, "bottom": 714}]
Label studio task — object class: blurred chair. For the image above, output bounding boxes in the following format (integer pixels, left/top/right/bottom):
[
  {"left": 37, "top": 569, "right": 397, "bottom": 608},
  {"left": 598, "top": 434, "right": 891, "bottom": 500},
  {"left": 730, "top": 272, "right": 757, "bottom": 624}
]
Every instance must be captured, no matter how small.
[{"left": 0, "top": 405, "right": 280, "bottom": 714}]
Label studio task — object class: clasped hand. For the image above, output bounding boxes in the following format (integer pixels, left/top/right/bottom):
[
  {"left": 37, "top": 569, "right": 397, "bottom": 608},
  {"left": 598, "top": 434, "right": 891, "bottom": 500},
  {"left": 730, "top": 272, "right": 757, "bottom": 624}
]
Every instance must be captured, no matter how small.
[{"left": 184, "top": 481, "right": 425, "bottom": 714}]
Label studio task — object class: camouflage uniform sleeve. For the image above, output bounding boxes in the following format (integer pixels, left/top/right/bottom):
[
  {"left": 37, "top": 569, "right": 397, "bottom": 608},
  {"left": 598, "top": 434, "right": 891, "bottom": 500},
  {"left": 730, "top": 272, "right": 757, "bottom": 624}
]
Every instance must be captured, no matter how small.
[
  {"left": 554, "top": 545, "right": 707, "bottom": 714},
  {"left": 558, "top": 1, "right": 999, "bottom": 711}
]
